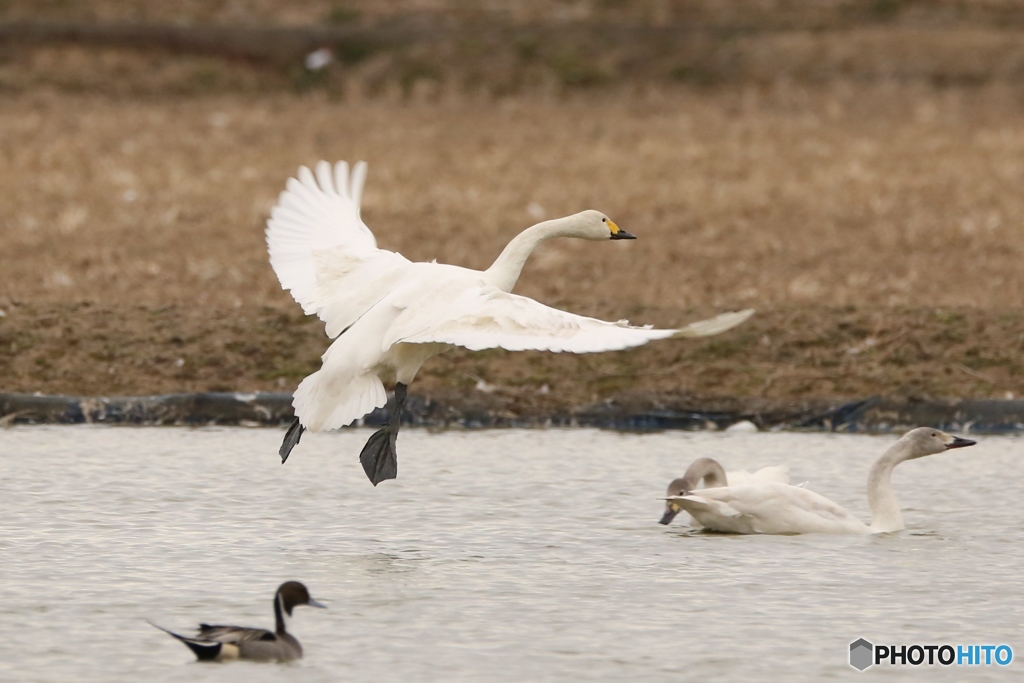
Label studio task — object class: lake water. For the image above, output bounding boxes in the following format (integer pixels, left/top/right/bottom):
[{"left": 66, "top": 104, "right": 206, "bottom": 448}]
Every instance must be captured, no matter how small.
[{"left": 1, "top": 426, "right": 1021, "bottom": 682}]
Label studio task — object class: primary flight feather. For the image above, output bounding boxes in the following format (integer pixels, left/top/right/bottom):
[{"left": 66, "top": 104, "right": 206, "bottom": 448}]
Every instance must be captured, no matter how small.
[{"left": 266, "top": 161, "right": 753, "bottom": 485}]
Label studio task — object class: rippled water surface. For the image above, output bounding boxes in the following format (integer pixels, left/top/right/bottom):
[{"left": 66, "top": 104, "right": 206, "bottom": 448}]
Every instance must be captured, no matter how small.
[{"left": 2, "top": 426, "right": 1022, "bottom": 682}]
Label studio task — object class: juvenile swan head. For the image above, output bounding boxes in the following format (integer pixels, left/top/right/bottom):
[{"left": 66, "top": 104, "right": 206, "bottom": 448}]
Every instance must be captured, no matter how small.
[
  {"left": 899, "top": 427, "right": 976, "bottom": 460},
  {"left": 562, "top": 209, "right": 636, "bottom": 241},
  {"left": 659, "top": 457, "right": 729, "bottom": 525}
]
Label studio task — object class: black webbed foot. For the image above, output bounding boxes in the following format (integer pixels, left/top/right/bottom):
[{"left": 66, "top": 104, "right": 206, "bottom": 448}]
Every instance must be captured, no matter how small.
[
  {"left": 280, "top": 417, "right": 305, "bottom": 464},
  {"left": 359, "top": 382, "right": 407, "bottom": 486},
  {"left": 359, "top": 426, "right": 398, "bottom": 485}
]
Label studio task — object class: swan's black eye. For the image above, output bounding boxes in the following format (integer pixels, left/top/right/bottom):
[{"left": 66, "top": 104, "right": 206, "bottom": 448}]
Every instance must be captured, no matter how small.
[{"left": 601, "top": 217, "right": 606, "bottom": 222}]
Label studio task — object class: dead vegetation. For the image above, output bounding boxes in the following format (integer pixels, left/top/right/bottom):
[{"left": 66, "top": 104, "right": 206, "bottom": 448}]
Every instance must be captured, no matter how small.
[
  {"left": 4, "top": 87, "right": 1023, "bottom": 311},
  {"left": 2, "top": 302, "right": 1022, "bottom": 408},
  {"left": 1, "top": 3, "right": 1023, "bottom": 407},
  {"left": 6, "top": 1, "right": 1024, "bottom": 96}
]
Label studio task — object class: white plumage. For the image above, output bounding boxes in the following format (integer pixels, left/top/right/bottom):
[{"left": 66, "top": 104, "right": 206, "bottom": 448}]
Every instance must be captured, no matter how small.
[
  {"left": 666, "top": 428, "right": 976, "bottom": 534},
  {"left": 659, "top": 457, "right": 790, "bottom": 527},
  {"left": 723, "top": 466, "right": 790, "bottom": 488},
  {"left": 266, "top": 160, "right": 754, "bottom": 484},
  {"left": 673, "top": 481, "right": 870, "bottom": 535}
]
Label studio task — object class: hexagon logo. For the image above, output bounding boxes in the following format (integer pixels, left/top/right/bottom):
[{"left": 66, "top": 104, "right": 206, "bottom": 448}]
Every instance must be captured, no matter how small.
[{"left": 850, "top": 638, "right": 874, "bottom": 671}]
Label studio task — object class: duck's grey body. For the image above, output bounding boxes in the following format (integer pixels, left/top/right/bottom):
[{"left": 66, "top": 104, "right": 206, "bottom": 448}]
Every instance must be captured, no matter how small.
[{"left": 151, "top": 581, "right": 325, "bottom": 663}]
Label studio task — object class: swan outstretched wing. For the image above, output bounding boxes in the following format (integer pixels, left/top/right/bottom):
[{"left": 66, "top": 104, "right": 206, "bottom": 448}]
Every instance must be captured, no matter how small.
[
  {"left": 386, "top": 281, "right": 751, "bottom": 354},
  {"left": 266, "top": 160, "right": 389, "bottom": 320}
]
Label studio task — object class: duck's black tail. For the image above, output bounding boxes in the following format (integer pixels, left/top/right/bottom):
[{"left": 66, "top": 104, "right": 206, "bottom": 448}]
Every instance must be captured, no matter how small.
[{"left": 148, "top": 621, "right": 223, "bottom": 661}]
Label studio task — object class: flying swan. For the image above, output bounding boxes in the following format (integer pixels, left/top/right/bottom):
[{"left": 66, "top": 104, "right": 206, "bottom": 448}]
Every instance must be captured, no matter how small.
[
  {"left": 265, "top": 161, "right": 754, "bottom": 485},
  {"left": 664, "top": 427, "right": 976, "bottom": 534},
  {"left": 658, "top": 456, "right": 789, "bottom": 527}
]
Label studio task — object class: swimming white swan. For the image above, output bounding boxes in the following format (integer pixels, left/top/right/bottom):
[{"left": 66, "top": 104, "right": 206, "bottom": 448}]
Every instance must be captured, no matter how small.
[
  {"left": 658, "top": 457, "right": 789, "bottom": 527},
  {"left": 665, "top": 428, "right": 976, "bottom": 534},
  {"left": 265, "top": 160, "right": 754, "bottom": 485}
]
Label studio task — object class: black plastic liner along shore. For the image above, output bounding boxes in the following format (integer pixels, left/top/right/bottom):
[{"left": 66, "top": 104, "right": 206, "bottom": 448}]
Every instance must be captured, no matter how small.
[{"left": 3, "top": 392, "right": 1024, "bottom": 434}]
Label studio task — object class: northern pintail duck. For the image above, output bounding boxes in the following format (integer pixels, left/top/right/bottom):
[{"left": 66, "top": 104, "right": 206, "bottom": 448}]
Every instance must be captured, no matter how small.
[{"left": 150, "top": 581, "right": 326, "bottom": 662}]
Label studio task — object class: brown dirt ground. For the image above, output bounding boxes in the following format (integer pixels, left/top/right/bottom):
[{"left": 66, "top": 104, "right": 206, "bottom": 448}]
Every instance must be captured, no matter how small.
[
  {"left": 2, "top": 8, "right": 1024, "bottom": 412},
  {"left": 6, "top": 1, "right": 1024, "bottom": 27}
]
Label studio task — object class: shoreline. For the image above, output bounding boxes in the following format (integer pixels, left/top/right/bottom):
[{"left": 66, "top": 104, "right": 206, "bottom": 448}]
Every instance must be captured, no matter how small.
[{"left": 4, "top": 392, "right": 1023, "bottom": 434}]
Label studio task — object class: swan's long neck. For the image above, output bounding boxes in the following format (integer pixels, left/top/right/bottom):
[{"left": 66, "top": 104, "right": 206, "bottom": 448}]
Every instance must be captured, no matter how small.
[
  {"left": 683, "top": 457, "right": 729, "bottom": 491},
  {"left": 866, "top": 440, "right": 915, "bottom": 532},
  {"left": 667, "top": 457, "right": 729, "bottom": 496},
  {"left": 484, "top": 218, "right": 579, "bottom": 292}
]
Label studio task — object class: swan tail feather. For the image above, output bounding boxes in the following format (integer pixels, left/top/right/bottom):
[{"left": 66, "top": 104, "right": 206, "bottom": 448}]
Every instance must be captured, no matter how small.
[{"left": 293, "top": 369, "right": 388, "bottom": 432}]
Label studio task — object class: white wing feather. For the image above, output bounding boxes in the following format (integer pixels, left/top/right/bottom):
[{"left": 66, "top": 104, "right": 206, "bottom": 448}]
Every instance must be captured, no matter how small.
[
  {"left": 266, "top": 160, "right": 381, "bottom": 319},
  {"left": 673, "top": 482, "right": 870, "bottom": 534},
  {"left": 726, "top": 466, "right": 790, "bottom": 486},
  {"left": 310, "top": 248, "right": 411, "bottom": 338},
  {"left": 380, "top": 276, "right": 752, "bottom": 354},
  {"left": 386, "top": 283, "right": 676, "bottom": 354},
  {"left": 669, "top": 309, "right": 754, "bottom": 338}
]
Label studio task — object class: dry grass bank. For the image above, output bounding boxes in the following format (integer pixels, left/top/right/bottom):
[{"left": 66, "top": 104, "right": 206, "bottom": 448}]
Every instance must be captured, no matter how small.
[
  {"left": 2, "top": 301, "right": 1022, "bottom": 409},
  {"left": 3, "top": 86, "right": 1024, "bottom": 310},
  {"left": 2, "top": 3, "right": 1024, "bottom": 407},
  {"left": 1, "top": 83, "right": 1023, "bottom": 405}
]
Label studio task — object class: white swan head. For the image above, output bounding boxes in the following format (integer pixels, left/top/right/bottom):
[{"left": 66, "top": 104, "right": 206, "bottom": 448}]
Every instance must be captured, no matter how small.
[
  {"left": 864, "top": 427, "right": 976, "bottom": 533},
  {"left": 898, "top": 427, "right": 976, "bottom": 460},
  {"left": 556, "top": 210, "right": 636, "bottom": 241}
]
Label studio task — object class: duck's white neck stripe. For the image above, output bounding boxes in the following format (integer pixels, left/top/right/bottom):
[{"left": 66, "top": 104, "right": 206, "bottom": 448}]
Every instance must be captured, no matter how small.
[{"left": 274, "top": 592, "right": 289, "bottom": 634}]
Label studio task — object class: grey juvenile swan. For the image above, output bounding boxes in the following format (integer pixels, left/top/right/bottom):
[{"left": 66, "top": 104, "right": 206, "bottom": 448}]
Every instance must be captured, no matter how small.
[{"left": 659, "top": 457, "right": 789, "bottom": 527}]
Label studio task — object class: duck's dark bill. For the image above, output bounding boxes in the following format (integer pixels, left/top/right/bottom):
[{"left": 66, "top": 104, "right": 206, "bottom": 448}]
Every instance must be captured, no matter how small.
[
  {"left": 308, "top": 598, "right": 328, "bottom": 609},
  {"left": 946, "top": 436, "right": 976, "bottom": 449}
]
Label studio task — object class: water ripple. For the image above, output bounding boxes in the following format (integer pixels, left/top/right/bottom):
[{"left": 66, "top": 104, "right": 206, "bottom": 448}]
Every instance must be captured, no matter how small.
[{"left": 0, "top": 426, "right": 1021, "bottom": 681}]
